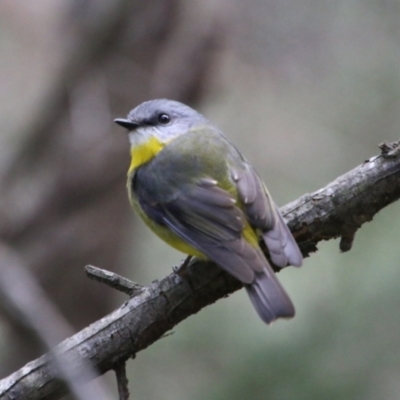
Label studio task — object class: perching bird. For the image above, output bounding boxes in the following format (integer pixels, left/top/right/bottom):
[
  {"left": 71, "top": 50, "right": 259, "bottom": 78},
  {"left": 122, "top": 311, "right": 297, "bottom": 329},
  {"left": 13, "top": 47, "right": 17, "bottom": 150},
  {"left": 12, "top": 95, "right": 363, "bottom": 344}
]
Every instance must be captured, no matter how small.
[{"left": 114, "top": 99, "right": 302, "bottom": 324}]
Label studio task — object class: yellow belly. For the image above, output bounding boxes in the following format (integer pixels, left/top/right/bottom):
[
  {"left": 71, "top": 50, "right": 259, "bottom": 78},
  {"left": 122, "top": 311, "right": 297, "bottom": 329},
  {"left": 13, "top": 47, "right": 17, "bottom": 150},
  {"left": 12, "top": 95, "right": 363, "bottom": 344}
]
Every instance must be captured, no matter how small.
[
  {"left": 143, "top": 218, "right": 207, "bottom": 259},
  {"left": 128, "top": 190, "right": 206, "bottom": 259}
]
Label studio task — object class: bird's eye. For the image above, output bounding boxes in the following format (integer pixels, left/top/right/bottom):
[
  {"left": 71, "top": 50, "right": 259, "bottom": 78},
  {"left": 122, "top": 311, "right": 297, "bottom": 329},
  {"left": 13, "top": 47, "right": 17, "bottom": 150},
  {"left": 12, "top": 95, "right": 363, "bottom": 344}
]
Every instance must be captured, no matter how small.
[{"left": 158, "top": 113, "right": 170, "bottom": 124}]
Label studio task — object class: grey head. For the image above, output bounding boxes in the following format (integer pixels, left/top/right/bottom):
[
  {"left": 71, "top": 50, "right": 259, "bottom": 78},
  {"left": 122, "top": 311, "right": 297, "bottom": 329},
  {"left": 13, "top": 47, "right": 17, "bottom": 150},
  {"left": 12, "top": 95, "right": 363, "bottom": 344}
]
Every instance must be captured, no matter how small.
[{"left": 114, "top": 99, "right": 211, "bottom": 144}]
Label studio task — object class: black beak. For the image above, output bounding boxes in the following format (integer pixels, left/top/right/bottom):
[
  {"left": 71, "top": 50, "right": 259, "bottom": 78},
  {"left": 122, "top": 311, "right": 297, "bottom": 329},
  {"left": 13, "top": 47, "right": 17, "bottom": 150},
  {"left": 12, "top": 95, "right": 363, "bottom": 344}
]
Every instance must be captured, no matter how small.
[{"left": 114, "top": 118, "right": 139, "bottom": 130}]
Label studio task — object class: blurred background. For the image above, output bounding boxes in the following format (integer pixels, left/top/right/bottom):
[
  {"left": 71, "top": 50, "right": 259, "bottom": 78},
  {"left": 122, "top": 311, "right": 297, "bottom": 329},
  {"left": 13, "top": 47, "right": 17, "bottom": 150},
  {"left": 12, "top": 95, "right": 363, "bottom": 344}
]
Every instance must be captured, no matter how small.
[{"left": 1, "top": 0, "right": 400, "bottom": 399}]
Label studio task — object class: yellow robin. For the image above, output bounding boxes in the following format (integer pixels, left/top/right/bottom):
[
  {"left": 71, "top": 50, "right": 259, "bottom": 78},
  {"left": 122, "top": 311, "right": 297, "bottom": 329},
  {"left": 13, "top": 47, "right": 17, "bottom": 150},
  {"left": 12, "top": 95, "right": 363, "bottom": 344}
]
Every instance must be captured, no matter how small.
[{"left": 115, "top": 99, "right": 302, "bottom": 324}]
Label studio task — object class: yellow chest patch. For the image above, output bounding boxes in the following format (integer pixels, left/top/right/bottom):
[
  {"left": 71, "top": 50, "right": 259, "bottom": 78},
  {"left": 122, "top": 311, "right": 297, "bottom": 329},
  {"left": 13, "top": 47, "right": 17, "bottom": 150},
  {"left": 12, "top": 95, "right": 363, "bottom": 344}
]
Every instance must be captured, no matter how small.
[{"left": 128, "top": 135, "right": 165, "bottom": 173}]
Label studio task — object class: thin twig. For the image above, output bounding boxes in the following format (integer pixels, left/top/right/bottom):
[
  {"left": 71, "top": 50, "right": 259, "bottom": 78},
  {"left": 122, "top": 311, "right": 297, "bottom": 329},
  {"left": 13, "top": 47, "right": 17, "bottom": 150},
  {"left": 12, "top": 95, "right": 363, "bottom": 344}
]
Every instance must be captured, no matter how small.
[
  {"left": 114, "top": 363, "right": 130, "bottom": 400},
  {"left": 85, "top": 265, "right": 143, "bottom": 296}
]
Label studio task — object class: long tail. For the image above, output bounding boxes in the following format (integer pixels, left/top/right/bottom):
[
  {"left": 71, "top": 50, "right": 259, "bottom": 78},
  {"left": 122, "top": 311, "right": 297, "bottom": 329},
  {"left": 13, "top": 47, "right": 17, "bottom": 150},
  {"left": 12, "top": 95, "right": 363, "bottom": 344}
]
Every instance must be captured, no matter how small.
[{"left": 245, "top": 269, "right": 295, "bottom": 324}]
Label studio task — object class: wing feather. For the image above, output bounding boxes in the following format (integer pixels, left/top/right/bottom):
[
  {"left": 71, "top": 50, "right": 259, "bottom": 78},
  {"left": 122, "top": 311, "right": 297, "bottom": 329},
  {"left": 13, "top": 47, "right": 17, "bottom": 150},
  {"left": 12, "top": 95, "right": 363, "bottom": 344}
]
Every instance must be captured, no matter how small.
[
  {"left": 161, "top": 185, "right": 259, "bottom": 283},
  {"left": 232, "top": 163, "right": 302, "bottom": 268}
]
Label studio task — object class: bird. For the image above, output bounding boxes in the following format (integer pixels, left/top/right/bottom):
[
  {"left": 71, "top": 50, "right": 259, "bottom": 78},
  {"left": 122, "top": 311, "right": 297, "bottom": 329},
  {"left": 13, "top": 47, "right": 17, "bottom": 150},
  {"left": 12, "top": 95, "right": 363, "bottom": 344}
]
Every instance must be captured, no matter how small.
[{"left": 114, "top": 99, "right": 302, "bottom": 324}]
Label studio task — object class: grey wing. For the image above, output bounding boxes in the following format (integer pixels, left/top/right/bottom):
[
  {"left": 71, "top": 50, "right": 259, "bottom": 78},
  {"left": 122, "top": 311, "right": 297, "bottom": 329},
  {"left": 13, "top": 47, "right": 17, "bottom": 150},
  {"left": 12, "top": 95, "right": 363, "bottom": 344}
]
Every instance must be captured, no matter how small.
[
  {"left": 231, "top": 163, "right": 303, "bottom": 268},
  {"left": 159, "top": 179, "right": 264, "bottom": 284}
]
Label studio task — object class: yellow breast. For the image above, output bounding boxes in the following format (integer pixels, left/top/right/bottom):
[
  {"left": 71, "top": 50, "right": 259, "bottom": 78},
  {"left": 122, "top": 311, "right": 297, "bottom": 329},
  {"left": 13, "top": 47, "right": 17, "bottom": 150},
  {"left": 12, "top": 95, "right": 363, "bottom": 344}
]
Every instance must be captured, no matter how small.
[{"left": 128, "top": 135, "right": 165, "bottom": 173}]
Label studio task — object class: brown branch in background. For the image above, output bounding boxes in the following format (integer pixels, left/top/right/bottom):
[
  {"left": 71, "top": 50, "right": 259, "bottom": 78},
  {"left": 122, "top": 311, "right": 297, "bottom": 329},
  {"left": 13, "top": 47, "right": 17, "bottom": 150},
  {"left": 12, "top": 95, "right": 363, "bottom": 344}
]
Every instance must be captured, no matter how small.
[
  {"left": 0, "top": 244, "right": 114, "bottom": 400},
  {"left": 0, "top": 140, "right": 399, "bottom": 400}
]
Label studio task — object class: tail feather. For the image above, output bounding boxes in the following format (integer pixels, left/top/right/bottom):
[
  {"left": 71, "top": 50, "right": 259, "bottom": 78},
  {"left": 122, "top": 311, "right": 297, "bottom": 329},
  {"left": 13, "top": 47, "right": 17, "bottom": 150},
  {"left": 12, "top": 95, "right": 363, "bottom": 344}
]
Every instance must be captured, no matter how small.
[{"left": 245, "top": 269, "right": 295, "bottom": 324}]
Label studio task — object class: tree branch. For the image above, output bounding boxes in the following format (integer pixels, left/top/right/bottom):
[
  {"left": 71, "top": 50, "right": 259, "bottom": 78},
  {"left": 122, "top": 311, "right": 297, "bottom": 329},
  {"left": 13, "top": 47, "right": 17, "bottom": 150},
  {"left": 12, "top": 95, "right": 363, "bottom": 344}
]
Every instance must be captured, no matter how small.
[{"left": 1, "top": 140, "right": 400, "bottom": 400}]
